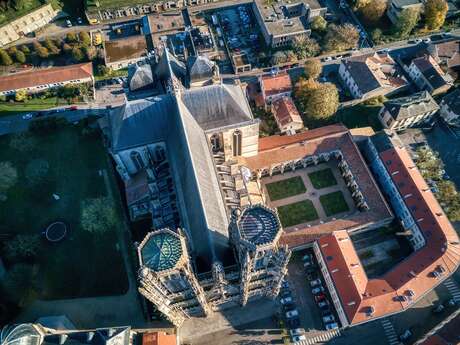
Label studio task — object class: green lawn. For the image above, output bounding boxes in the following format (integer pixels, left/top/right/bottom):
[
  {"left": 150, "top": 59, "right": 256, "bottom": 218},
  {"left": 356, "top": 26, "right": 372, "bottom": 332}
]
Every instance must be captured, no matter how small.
[
  {"left": 277, "top": 200, "right": 319, "bottom": 228},
  {"left": 308, "top": 168, "right": 337, "bottom": 190},
  {"left": 0, "top": 98, "right": 60, "bottom": 117},
  {"left": 335, "top": 104, "right": 383, "bottom": 131},
  {"left": 95, "top": 67, "right": 129, "bottom": 81},
  {"left": 319, "top": 191, "right": 349, "bottom": 217},
  {"left": 265, "top": 176, "right": 306, "bottom": 201},
  {"left": 0, "top": 124, "right": 128, "bottom": 300}
]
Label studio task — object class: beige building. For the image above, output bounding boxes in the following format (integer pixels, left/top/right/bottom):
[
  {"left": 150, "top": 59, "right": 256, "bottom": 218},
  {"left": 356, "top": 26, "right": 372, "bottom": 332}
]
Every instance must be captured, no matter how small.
[{"left": 0, "top": 4, "right": 57, "bottom": 47}]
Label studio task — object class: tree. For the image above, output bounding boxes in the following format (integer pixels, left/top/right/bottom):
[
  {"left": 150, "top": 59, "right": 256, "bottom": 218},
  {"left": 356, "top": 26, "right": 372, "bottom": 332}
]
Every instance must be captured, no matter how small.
[
  {"left": 295, "top": 78, "right": 339, "bottom": 121},
  {"left": 424, "top": 0, "right": 448, "bottom": 30},
  {"left": 12, "top": 0, "right": 26, "bottom": 10},
  {"left": 66, "top": 32, "right": 78, "bottom": 43},
  {"left": 0, "top": 161, "right": 17, "bottom": 200},
  {"left": 304, "top": 59, "right": 322, "bottom": 80},
  {"left": 395, "top": 8, "right": 420, "bottom": 37},
  {"left": 0, "top": 49, "right": 13, "bottom": 66},
  {"left": 352, "top": 0, "right": 371, "bottom": 10},
  {"left": 311, "top": 15, "right": 327, "bottom": 32},
  {"left": 9, "top": 133, "right": 36, "bottom": 152},
  {"left": 359, "top": 0, "right": 388, "bottom": 25},
  {"left": 83, "top": 45, "right": 96, "bottom": 60},
  {"left": 62, "top": 43, "right": 73, "bottom": 54},
  {"left": 1, "top": 263, "right": 37, "bottom": 306},
  {"left": 15, "top": 89, "right": 27, "bottom": 102},
  {"left": 4, "top": 234, "right": 41, "bottom": 262},
  {"left": 13, "top": 50, "right": 26, "bottom": 64},
  {"left": 371, "top": 28, "right": 383, "bottom": 43},
  {"left": 292, "top": 36, "right": 320, "bottom": 59},
  {"left": 81, "top": 197, "right": 116, "bottom": 236},
  {"left": 43, "top": 38, "right": 60, "bottom": 55},
  {"left": 33, "top": 42, "right": 50, "bottom": 59},
  {"left": 97, "top": 65, "right": 111, "bottom": 76},
  {"left": 71, "top": 47, "right": 84, "bottom": 62},
  {"left": 20, "top": 45, "right": 30, "bottom": 54},
  {"left": 79, "top": 31, "right": 91, "bottom": 47},
  {"left": 324, "top": 24, "right": 360, "bottom": 52}
]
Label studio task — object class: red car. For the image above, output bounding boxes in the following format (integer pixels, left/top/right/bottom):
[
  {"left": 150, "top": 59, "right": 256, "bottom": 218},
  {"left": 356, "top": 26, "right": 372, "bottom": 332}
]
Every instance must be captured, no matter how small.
[{"left": 315, "top": 294, "right": 326, "bottom": 303}]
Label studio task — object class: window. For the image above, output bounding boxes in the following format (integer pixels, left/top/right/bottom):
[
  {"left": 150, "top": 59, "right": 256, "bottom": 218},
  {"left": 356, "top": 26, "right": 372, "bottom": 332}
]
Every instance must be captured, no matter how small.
[
  {"left": 232, "top": 130, "right": 242, "bottom": 157},
  {"left": 210, "top": 134, "right": 221, "bottom": 153},
  {"left": 130, "top": 151, "right": 144, "bottom": 171},
  {"left": 154, "top": 146, "right": 165, "bottom": 162}
]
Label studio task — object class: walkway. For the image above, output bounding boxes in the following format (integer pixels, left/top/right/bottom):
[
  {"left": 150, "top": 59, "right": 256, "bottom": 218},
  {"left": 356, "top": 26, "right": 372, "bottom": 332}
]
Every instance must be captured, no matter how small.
[
  {"left": 298, "top": 329, "right": 341, "bottom": 345},
  {"left": 380, "top": 318, "right": 400, "bottom": 345},
  {"left": 443, "top": 278, "right": 460, "bottom": 303}
]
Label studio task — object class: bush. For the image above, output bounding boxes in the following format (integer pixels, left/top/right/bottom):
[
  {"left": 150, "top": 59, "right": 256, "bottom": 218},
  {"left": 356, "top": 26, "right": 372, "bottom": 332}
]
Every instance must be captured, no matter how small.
[
  {"left": 81, "top": 197, "right": 117, "bottom": 236},
  {"left": 9, "top": 133, "right": 36, "bottom": 152},
  {"left": 1, "top": 263, "right": 38, "bottom": 306},
  {"left": 13, "top": 50, "right": 26, "bottom": 64},
  {"left": 0, "top": 49, "right": 13, "bottom": 66},
  {"left": 4, "top": 234, "right": 41, "bottom": 262},
  {"left": 25, "top": 159, "right": 50, "bottom": 185}
]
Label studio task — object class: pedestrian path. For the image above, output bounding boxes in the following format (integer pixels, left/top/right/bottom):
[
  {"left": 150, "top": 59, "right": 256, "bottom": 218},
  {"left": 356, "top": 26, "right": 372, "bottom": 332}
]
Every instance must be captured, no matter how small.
[
  {"left": 444, "top": 278, "right": 460, "bottom": 302},
  {"left": 381, "top": 318, "right": 399, "bottom": 345},
  {"left": 295, "top": 328, "right": 341, "bottom": 344}
]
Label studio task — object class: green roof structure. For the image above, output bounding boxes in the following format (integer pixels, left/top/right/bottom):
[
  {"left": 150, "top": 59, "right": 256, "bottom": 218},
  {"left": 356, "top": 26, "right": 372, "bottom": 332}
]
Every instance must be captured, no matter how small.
[{"left": 140, "top": 231, "right": 183, "bottom": 272}]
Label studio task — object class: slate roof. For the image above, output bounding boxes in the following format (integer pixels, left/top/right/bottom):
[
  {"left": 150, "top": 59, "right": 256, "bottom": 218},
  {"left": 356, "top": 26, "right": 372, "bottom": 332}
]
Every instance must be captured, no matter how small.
[
  {"left": 272, "top": 96, "right": 303, "bottom": 127},
  {"left": 42, "top": 327, "right": 131, "bottom": 345},
  {"left": 412, "top": 55, "right": 450, "bottom": 89},
  {"left": 128, "top": 63, "right": 154, "bottom": 91},
  {"left": 238, "top": 206, "right": 280, "bottom": 246},
  {"left": 442, "top": 88, "right": 460, "bottom": 115},
  {"left": 139, "top": 230, "right": 183, "bottom": 272},
  {"left": 187, "top": 55, "right": 215, "bottom": 83},
  {"left": 342, "top": 54, "right": 381, "bottom": 94},
  {"left": 383, "top": 91, "right": 439, "bottom": 121}
]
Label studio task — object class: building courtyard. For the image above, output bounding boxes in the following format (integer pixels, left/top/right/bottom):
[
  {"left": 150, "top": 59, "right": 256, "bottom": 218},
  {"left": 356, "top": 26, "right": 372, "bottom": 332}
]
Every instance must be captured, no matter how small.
[{"left": 262, "top": 162, "right": 356, "bottom": 230}]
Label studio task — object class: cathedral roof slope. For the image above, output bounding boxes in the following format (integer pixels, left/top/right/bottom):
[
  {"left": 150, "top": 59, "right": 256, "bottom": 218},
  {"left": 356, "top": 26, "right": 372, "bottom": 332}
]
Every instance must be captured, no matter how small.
[{"left": 187, "top": 55, "right": 215, "bottom": 83}]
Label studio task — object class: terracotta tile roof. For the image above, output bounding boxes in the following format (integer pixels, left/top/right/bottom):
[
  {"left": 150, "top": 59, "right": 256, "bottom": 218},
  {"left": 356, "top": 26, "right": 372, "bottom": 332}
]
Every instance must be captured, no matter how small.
[
  {"left": 142, "top": 332, "right": 176, "bottom": 345},
  {"left": 261, "top": 73, "right": 292, "bottom": 97},
  {"left": 0, "top": 62, "right": 93, "bottom": 93},
  {"left": 317, "top": 142, "right": 460, "bottom": 326},
  {"left": 241, "top": 124, "right": 393, "bottom": 248},
  {"left": 272, "top": 96, "right": 303, "bottom": 127}
]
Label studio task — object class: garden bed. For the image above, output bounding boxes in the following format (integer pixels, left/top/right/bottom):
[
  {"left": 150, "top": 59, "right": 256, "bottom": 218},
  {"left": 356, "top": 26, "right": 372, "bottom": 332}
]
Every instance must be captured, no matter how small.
[
  {"left": 265, "top": 176, "right": 306, "bottom": 201},
  {"left": 319, "top": 191, "right": 349, "bottom": 217},
  {"left": 308, "top": 168, "right": 337, "bottom": 189},
  {"left": 277, "top": 200, "right": 319, "bottom": 227}
]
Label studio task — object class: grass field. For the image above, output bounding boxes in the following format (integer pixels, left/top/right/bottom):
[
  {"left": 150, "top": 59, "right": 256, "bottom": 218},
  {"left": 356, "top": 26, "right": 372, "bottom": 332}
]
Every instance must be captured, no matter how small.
[
  {"left": 335, "top": 104, "right": 383, "bottom": 131},
  {"left": 86, "top": 0, "right": 158, "bottom": 10},
  {"left": 0, "top": 98, "right": 60, "bottom": 117},
  {"left": 319, "top": 191, "right": 349, "bottom": 217},
  {"left": 0, "top": 124, "right": 128, "bottom": 300},
  {"left": 308, "top": 168, "right": 337, "bottom": 190},
  {"left": 277, "top": 200, "right": 319, "bottom": 228},
  {"left": 265, "top": 176, "right": 307, "bottom": 201}
]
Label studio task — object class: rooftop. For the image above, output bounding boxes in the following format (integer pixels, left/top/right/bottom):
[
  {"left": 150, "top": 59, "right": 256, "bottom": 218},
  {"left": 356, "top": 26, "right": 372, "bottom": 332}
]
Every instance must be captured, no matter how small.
[
  {"left": 238, "top": 205, "right": 281, "bottom": 246},
  {"left": 412, "top": 55, "right": 451, "bottom": 89},
  {"left": 142, "top": 331, "right": 176, "bottom": 345},
  {"left": 0, "top": 63, "right": 93, "bottom": 93},
  {"left": 383, "top": 91, "right": 439, "bottom": 121},
  {"left": 442, "top": 88, "right": 460, "bottom": 114},
  {"left": 240, "top": 124, "right": 393, "bottom": 247},
  {"left": 261, "top": 73, "right": 292, "bottom": 98},
  {"left": 104, "top": 36, "right": 148, "bottom": 64},
  {"left": 318, "top": 131, "right": 460, "bottom": 325},
  {"left": 144, "top": 12, "right": 185, "bottom": 34},
  {"left": 138, "top": 230, "right": 183, "bottom": 272},
  {"left": 272, "top": 96, "right": 303, "bottom": 127}
]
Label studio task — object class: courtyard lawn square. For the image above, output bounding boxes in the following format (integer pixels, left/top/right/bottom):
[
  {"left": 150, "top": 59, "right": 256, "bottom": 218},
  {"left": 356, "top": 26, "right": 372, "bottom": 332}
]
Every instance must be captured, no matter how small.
[
  {"left": 308, "top": 168, "right": 337, "bottom": 190},
  {"left": 0, "top": 123, "right": 128, "bottom": 301},
  {"left": 320, "top": 191, "right": 349, "bottom": 217},
  {"left": 277, "top": 200, "right": 319, "bottom": 228},
  {"left": 265, "top": 176, "right": 307, "bottom": 201}
]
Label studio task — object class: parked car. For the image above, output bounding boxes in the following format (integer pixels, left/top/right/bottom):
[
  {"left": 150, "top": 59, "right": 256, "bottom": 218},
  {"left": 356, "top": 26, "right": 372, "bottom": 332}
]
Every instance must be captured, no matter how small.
[
  {"left": 280, "top": 289, "right": 291, "bottom": 298},
  {"left": 314, "top": 294, "right": 326, "bottom": 302},
  {"left": 323, "top": 315, "right": 335, "bottom": 323},
  {"left": 317, "top": 300, "right": 330, "bottom": 309},
  {"left": 287, "top": 317, "right": 300, "bottom": 328},
  {"left": 304, "top": 261, "right": 315, "bottom": 268},
  {"left": 77, "top": 17, "right": 83, "bottom": 24},
  {"left": 423, "top": 38, "right": 431, "bottom": 43},
  {"left": 65, "top": 19, "right": 72, "bottom": 27},
  {"left": 22, "top": 112, "right": 34, "bottom": 120},
  {"left": 447, "top": 298, "right": 457, "bottom": 307},
  {"left": 325, "top": 322, "right": 339, "bottom": 330},
  {"left": 289, "top": 328, "right": 304, "bottom": 336},
  {"left": 280, "top": 296, "right": 293, "bottom": 305},
  {"left": 302, "top": 253, "right": 313, "bottom": 262},
  {"left": 321, "top": 307, "right": 332, "bottom": 316},
  {"left": 312, "top": 286, "right": 325, "bottom": 295},
  {"left": 281, "top": 280, "right": 289, "bottom": 289},
  {"left": 292, "top": 335, "right": 306, "bottom": 342},
  {"left": 310, "top": 279, "right": 322, "bottom": 287},
  {"left": 286, "top": 309, "right": 299, "bottom": 318},
  {"left": 284, "top": 303, "right": 296, "bottom": 311},
  {"left": 399, "top": 330, "right": 412, "bottom": 341}
]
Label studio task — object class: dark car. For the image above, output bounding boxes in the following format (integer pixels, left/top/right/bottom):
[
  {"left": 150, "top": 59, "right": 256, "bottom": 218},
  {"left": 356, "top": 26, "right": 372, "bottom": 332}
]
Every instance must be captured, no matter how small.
[
  {"left": 283, "top": 302, "right": 296, "bottom": 311},
  {"left": 287, "top": 317, "right": 300, "bottom": 329}
]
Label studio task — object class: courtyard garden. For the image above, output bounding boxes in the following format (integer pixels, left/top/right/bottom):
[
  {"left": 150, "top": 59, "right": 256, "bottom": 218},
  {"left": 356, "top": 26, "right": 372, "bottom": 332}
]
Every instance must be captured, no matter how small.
[
  {"left": 308, "top": 168, "right": 337, "bottom": 190},
  {"left": 277, "top": 200, "right": 319, "bottom": 228},
  {"left": 319, "top": 191, "right": 349, "bottom": 217},
  {"left": 265, "top": 176, "right": 306, "bottom": 201},
  {"left": 0, "top": 120, "right": 128, "bottom": 313}
]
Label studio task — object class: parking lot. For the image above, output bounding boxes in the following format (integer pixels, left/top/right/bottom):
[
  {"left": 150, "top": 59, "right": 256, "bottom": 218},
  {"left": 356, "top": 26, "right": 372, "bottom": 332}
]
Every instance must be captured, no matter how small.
[{"left": 278, "top": 250, "right": 342, "bottom": 344}]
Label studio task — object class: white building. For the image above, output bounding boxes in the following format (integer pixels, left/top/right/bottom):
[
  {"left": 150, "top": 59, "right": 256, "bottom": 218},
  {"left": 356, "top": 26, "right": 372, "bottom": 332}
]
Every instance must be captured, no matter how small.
[{"left": 440, "top": 88, "right": 460, "bottom": 125}]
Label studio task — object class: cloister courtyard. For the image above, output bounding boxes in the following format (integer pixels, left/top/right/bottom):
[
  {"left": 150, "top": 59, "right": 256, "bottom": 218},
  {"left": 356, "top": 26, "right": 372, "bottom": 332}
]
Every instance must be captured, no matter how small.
[{"left": 262, "top": 162, "right": 356, "bottom": 230}]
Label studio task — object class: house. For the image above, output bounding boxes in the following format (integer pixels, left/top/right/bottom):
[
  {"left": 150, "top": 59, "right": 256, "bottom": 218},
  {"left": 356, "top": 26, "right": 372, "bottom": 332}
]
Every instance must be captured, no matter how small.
[
  {"left": 313, "top": 130, "right": 460, "bottom": 327},
  {"left": 0, "top": 63, "right": 94, "bottom": 96},
  {"left": 440, "top": 88, "right": 460, "bottom": 125},
  {"left": 339, "top": 52, "right": 409, "bottom": 100},
  {"left": 272, "top": 96, "right": 304, "bottom": 135},
  {"left": 426, "top": 40, "right": 460, "bottom": 79},
  {"left": 0, "top": 4, "right": 57, "bottom": 47},
  {"left": 259, "top": 72, "right": 293, "bottom": 105},
  {"left": 378, "top": 91, "right": 439, "bottom": 130},
  {"left": 252, "top": 0, "right": 326, "bottom": 48},
  {"left": 407, "top": 55, "right": 454, "bottom": 95},
  {"left": 104, "top": 35, "right": 149, "bottom": 70},
  {"left": 386, "top": 0, "right": 424, "bottom": 25}
]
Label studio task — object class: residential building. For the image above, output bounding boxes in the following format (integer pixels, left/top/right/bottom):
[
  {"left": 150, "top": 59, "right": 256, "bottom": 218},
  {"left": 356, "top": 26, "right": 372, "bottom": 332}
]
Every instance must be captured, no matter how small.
[
  {"left": 407, "top": 55, "right": 454, "bottom": 95},
  {"left": 259, "top": 72, "right": 293, "bottom": 105},
  {"left": 0, "top": 63, "right": 94, "bottom": 96},
  {"left": 104, "top": 36, "right": 149, "bottom": 70},
  {"left": 339, "top": 52, "right": 409, "bottom": 100},
  {"left": 312, "top": 130, "right": 460, "bottom": 327},
  {"left": 426, "top": 39, "right": 460, "bottom": 79},
  {"left": 387, "top": 0, "right": 424, "bottom": 25},
  {"left": 252, "top": 0, "right": 326, "bottom": 48},
  {"left": 271, "top": 96, "right": 304, "bottom": 135},
  {"left": 378, "top": 91, "right": 439, "bottom": 130},
  {"left": 0, "top": 4, "right": 57, "bottom": 47},
  {"left": 440, "top": 88, "right": 460, "bottom": 125}
]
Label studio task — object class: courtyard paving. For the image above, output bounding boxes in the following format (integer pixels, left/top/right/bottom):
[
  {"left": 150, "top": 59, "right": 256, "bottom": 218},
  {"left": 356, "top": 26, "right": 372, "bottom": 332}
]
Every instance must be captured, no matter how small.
[{"left": 261, "top": 162, "right": 356, "bottom": 230}]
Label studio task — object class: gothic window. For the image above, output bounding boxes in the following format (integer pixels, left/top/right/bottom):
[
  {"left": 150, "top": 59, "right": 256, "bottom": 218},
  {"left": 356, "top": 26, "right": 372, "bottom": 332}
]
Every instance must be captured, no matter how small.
[
  {"left": 210, "top": 134, "right": 221, "bottom": 153},
  {"left": 232, "top": 130, "right": 242, "bottom": 157},
  {"left": 130, "top": 151, "right": 144, "bottom": 171},
  {"left": 154, "top": 145, "right": 166, "bottom": 163}
]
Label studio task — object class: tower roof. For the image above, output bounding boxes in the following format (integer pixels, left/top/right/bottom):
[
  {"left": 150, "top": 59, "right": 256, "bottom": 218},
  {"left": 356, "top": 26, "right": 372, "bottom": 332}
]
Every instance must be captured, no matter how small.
[
  {"left": 139, "top": 230, "right": 183, "bottom": 272},
  {"left": 238, "top": 206, "right": 281, "bottom": 246}
]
